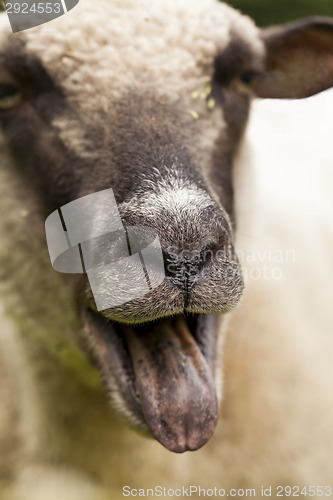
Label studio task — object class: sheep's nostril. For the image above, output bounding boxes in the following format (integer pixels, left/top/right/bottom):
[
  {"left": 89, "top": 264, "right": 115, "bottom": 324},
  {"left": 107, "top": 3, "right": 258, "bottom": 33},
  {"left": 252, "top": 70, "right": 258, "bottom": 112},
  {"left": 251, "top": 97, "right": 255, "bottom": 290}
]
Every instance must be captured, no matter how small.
[
  {"left": 162, "top": 250, "right": 182, "bottom": 278},
  {"left": 162, "top": 234, "right": 225, "bottom": 282},
  {"left": 199, "top": 241, "right": 219, "bottom": 267}
]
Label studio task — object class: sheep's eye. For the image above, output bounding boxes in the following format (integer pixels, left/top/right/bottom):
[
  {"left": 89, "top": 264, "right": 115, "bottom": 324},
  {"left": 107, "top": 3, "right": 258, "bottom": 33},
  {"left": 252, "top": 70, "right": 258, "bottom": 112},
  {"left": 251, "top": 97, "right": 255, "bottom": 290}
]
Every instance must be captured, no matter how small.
[
  {"left": 233, "top": 71, "right": 260, "bottom": 96},
  {"left": 0, "top": 84, "right": 22, "bottom": 110}
]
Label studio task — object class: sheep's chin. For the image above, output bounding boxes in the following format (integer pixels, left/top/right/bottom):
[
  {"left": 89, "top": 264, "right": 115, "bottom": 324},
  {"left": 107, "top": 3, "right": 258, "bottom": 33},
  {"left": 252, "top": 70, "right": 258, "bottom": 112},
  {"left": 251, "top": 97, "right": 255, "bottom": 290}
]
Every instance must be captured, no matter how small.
[{"left": 85, "top": 310, "right": 221, "bottom": 453}]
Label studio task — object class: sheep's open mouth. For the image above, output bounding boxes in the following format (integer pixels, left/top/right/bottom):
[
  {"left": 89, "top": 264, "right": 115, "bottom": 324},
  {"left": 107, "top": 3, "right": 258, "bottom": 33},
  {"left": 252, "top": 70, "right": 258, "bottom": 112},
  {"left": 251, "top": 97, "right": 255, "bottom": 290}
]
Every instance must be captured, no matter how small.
[{"left": 85, "top": 310, "right": 221, "bottom": 453}]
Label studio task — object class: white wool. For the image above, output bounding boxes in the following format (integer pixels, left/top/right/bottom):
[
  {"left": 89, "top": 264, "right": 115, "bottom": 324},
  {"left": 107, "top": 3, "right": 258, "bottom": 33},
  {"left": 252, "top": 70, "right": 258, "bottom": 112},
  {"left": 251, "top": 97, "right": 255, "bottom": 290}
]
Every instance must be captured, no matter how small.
[{"left": 1, "top": 0, "right": 263, "bottom": 106}]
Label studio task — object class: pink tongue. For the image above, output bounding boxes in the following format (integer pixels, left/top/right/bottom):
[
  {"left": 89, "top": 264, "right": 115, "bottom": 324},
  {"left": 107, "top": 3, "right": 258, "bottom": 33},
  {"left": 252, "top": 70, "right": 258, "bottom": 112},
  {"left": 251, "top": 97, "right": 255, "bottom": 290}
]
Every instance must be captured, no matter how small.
[{"left": 123, "top": 316, "right": 218, "bottom": 453}]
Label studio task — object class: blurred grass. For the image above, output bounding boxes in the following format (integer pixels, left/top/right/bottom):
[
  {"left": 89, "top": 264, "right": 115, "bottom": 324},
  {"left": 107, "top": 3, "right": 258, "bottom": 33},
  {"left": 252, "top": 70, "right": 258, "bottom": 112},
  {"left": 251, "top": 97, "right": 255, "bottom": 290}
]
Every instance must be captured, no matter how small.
[{"left": 225, "top": 0, "right": 333, "bottom": 26}]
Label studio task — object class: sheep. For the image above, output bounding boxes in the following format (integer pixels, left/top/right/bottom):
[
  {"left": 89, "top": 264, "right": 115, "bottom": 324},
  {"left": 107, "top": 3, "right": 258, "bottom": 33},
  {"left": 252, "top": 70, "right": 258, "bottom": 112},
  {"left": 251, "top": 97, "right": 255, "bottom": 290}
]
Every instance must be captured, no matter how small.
[{"left": 0, "top": 0, "right": 333, "bottom": 498}]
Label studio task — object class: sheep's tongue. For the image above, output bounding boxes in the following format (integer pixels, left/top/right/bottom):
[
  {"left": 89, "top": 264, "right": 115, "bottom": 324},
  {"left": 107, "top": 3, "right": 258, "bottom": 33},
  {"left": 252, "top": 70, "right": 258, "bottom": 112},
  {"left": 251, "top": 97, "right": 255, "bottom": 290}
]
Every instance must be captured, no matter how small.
[{"left": 123, "top": 316, "right": 218, "bottom": 453}]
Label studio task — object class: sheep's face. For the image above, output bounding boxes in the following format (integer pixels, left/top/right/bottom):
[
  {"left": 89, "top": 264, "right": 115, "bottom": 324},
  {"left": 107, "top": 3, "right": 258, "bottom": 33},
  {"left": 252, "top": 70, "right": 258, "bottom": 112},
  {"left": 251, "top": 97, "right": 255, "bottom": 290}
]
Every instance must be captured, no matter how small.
[{"left": 1, "top": 0, "right": 332, "bottom": 453}]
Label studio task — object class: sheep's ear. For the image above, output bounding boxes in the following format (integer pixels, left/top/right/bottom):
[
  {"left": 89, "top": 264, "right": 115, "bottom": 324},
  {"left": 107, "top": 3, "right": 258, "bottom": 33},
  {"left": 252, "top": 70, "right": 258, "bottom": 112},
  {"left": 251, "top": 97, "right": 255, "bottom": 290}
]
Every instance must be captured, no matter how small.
[{"left": 255, "top": 17, "right": 333, "bottom": 99}]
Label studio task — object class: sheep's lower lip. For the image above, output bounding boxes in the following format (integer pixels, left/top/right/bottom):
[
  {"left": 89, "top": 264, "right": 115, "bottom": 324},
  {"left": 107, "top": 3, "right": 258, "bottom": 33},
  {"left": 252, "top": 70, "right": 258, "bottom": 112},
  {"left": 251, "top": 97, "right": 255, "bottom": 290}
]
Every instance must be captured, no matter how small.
[{"left": 85, "top": 310, "right": 220, "bottom": 453}]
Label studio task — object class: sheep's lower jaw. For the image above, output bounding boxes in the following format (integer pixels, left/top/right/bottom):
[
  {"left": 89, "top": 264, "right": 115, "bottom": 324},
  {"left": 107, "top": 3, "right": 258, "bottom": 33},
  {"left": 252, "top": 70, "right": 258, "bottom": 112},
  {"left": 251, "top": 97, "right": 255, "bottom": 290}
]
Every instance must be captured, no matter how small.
[{"left": 85, "top": 310, "right": 221, "bottom": 453}]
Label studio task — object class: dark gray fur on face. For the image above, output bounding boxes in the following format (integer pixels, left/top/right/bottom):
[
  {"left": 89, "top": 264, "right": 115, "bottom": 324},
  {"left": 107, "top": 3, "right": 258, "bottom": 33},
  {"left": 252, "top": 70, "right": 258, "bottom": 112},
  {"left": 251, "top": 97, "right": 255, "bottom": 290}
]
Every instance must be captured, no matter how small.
[{"left": 0, "top": 39, "right": 253, "bottom": 323}]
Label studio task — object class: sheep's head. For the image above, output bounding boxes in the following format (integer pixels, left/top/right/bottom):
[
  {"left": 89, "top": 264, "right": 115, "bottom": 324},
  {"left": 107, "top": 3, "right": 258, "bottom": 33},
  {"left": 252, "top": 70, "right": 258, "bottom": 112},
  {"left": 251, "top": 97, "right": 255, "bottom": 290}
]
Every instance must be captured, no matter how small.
[{"left": 0, "top": 0, "right": 333, "bottom": 453}]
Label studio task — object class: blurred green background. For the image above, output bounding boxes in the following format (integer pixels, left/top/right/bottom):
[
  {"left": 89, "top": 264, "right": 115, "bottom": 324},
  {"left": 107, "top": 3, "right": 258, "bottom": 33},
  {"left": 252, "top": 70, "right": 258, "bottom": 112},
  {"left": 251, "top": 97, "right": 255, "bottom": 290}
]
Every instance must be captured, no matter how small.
[
  {"left": 226, "top": 0, "right": 332, "bottom": 26},
  {"left": 0, "top": 0, "right": 332, "bottom": 25}
]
